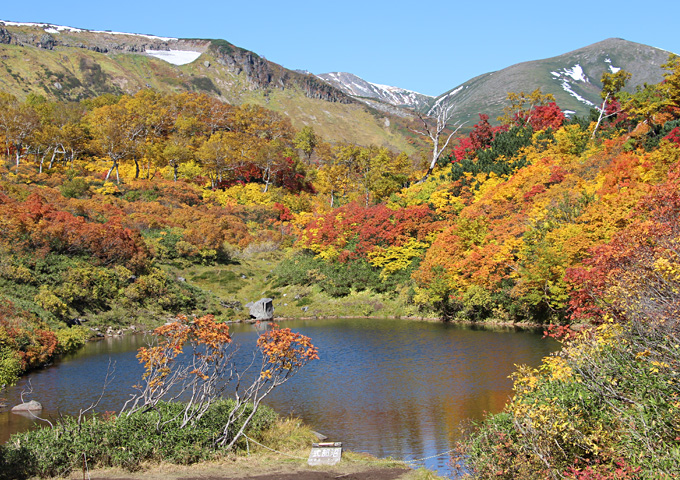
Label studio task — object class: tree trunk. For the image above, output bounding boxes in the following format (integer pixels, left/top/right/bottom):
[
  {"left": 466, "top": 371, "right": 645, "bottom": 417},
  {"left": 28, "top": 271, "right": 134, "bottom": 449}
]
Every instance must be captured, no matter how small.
[
  {"left": 591, "top": 93, "right": 610, "bottom": 139},
  {"left": 105, "top": 159, "right": 119, "bottom": 182},
  {"left": 48, "top": 147, "right": 58, "bottom": 170}
]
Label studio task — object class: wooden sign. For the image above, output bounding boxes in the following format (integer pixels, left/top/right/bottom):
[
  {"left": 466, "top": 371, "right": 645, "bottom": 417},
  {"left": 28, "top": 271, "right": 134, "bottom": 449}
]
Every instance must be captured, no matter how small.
[{"left": 308, "top": 442, "right": 342, "bottom": 466}]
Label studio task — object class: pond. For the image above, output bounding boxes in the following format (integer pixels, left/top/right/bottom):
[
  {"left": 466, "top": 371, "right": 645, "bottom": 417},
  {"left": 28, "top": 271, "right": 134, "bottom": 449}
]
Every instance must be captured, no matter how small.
[{"left": 0, "top": 318, "right": 559, "bottom": 477}]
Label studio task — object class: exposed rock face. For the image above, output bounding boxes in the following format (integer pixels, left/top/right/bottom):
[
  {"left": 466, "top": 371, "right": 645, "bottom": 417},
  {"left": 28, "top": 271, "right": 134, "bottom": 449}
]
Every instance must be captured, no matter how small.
[
  {"left": 11, "top": 400, "right": 43, "bottom": 412},
  {"left": 38, "top": 33, "right": 55, "bottom": 49},
  {"left": 246, "top": 298, "right": 274, "bottom": 320},
  {"left": 0, "top": 27, "right": 11, "bottom": 44},
  {"left": 210, "top": 42, "right": 352, "bottom": 104}
]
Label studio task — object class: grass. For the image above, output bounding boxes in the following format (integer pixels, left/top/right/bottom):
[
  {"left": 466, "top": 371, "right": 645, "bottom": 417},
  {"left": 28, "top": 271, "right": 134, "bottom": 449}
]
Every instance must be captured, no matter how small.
[
  {"left": 48, "top": 416, "right": 447, "bottom": 479},
  {"left": 165, "top": 248, "right": 422, "bottom": 322}
]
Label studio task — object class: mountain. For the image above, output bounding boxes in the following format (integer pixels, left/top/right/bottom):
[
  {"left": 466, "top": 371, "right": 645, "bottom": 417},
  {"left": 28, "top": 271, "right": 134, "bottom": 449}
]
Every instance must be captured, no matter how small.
[
  {"left": 316, "top": 38, "right": 673, "bottom": 128},
  {"left": 432, "top": 38, "right": 673, "bottom": 125},
  {"left": 0, "top": 21, "right": 421, "bottom": 152},
  {"left": 317, "top": 72, "right": 433, "bottom": 111},
  {"left": 0, "top": 22, "right": 675, "bottom": 143}
]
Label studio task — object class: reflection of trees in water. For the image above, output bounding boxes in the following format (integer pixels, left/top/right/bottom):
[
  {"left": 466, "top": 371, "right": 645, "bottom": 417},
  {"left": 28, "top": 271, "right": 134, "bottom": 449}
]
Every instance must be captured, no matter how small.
[{"left": 1, "top": 318, "right": 557, "bottom": 471}]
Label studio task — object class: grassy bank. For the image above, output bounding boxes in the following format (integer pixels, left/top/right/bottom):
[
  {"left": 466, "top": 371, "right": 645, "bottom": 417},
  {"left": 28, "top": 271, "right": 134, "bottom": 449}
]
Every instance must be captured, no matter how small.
[
  {"left": 0, "top": 409, "right": 443, "bottom": 480},
  {"left": 165, "top": 249, "right": 421, "bottom": 322}
]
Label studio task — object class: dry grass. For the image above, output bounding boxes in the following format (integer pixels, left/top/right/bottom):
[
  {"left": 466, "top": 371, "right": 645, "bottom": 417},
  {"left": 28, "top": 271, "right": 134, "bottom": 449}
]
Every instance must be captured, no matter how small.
[{"left": 56, "top": 417, "right": 446, "bottom": 479}]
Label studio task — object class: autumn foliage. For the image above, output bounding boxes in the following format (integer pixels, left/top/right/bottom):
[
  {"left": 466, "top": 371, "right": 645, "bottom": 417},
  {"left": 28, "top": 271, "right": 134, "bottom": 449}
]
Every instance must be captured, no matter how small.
[{"left": 126, "top": 314, "right": 317, "bottom": 450}]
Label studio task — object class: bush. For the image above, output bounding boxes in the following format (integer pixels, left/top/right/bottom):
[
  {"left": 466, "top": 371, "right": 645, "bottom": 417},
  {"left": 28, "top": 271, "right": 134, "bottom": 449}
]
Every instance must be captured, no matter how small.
[
  {"left": 54, "top": 325, "right": 91, "bottom": 355},
  {"left": 273, "top": 253, "right": 392, "bottom": 298},
  {"left": 459, "top": 321, "right": 680, "bottom": 478},
  {"left": 0, "top": 344, "right": 22, "bottom": 387},
  {"left": 0, "top": 399, "right": 277, "bottom": 479},
  {"left": 59, "top": 177, "right": 91, "bottom": 199}
]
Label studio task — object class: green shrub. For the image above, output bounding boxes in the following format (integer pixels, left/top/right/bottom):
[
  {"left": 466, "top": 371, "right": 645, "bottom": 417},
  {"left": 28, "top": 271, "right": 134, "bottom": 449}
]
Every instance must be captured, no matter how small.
[
  {"left": 54, "top": 326, "right": 91, "bottom": 355},
  {"left": 0, "top": 399, "right": 277, "bottom": 479},
  {"left": 274, "top": 253, "right": 396, "bottom": 298},
  {"left": 60, "top": 177, "right": 90, "bottom": 199},
  {"left": 0, "top": 345, "right": 22, "bottom": 387},
  {"left": 459, "top": 321, "right": 680, "bottom": 478}
]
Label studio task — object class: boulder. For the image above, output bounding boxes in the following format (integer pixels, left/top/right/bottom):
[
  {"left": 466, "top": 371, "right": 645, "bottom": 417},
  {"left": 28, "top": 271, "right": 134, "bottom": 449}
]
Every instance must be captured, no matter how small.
[
  {"left": 11, "top": 400, "right": 42, "bottom": 412},
  {"left": 246, "top": 298, "right": 274, "bottom": 320}
]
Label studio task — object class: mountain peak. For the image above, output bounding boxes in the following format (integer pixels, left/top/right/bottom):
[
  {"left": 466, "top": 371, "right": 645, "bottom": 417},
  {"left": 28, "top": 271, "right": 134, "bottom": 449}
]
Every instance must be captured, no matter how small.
[{"left": 430, "top": 38, "right": 673, "bottom": 126}]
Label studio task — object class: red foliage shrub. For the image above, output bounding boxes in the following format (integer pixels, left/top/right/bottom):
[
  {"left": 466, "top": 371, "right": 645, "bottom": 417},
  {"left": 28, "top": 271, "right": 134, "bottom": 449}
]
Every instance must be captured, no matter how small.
[
  {"left": 302, "top": 202, "right": 439, "bottom": 260},
  {"left": 0, "top": 300, "right": 58, "bottom": 372},
  {"left": 526, "top": 102, "right": 565, "bottom": 131},
  {"left": 0, "top": 193, "right": 150, "bottom": 273}
]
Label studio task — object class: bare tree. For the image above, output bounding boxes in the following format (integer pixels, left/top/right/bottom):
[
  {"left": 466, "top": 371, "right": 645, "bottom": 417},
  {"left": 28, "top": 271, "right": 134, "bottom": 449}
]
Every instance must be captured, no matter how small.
[
  {"left": 591, "top": 70, "right": 631, "bottom": 139},
  {"left": 411, "top": 101, "right": 465, "bottom": 182}
]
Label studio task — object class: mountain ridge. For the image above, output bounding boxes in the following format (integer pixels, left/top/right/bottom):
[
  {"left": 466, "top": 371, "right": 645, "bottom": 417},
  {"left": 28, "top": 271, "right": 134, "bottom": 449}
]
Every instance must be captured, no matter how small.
[
  {"left": 317, "top": 71, "right": 433, "bottom": 111},
  {"left": 0, "top": 20, "right": 676, "bottom": 142},
  {"left": 0, "top": 20, "right": 424, "bottom": 153},
  {"left": 429, "top": 37, "right": 673, "bottom": 124},
  {"left": 316, "top": 38, "right": 675, "bottom": 125}
]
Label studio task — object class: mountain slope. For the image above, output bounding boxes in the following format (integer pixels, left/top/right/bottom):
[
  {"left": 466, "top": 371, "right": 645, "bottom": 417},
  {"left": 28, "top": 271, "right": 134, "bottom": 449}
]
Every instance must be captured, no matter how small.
[
  {"left": 317, "top": 72, "right": 433, "bottom": 111},
  {"left": 0, "top": 21, "right": 419, "bottom": 152},
  {"left": 433, "top": 38, "right": 673, "bottom": 125}
]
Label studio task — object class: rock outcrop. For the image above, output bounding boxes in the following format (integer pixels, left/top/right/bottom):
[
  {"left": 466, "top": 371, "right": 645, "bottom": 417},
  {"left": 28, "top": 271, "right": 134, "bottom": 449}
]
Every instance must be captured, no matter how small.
[
  {"left": 0, "top": 27, "right": 12, "bottom": 44},
  {"left": 246, "top": 298, "right": 274, "bottom": 321}
]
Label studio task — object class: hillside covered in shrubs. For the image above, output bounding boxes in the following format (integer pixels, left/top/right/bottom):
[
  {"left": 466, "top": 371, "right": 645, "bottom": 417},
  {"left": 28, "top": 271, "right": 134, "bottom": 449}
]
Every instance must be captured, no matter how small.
[{"left": 1, "top": 52, "right": 679, "bottom": 478}]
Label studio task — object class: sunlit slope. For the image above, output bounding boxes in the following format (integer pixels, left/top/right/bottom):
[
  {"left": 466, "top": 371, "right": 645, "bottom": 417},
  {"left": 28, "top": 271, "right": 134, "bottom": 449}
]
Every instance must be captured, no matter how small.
[
  {"left": 433, "top": 38, "right": 672, "bottom": 125},
  {"left": 0, "top": 22, "right": 416, "bottom": 149}
]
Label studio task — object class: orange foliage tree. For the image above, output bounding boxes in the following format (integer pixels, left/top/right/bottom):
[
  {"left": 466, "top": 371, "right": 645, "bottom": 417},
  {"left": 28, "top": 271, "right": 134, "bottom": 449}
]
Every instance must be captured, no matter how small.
[{"left": 123, "top": 314, "right": 318, "bottom": 449}]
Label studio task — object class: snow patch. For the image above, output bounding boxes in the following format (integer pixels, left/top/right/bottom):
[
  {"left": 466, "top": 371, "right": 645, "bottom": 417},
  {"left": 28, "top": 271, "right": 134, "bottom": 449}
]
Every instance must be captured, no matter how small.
[
  {"left": 604, "top": 58, "right": 621, "bottom": 73},
  {"left": 1, "top": 20, "right": 176, "bottom": 41},
  {"left": 427, "top": 86, "right": 463, "bottom": 116},
  {"left": 2, "top": 20, "right": 83, "bottom": 32},
  {"left": 560, "top": 80, "right": 595, "bottom": 107},
  {"left": 563, "top": 64, "right": 588, "bottom": 83},
  {"left": 551, "top": 71, "right": 561, "bottom": 77},
  {"left": 146, "top": 49, "right": 202, "bottom": 65},
  {"left": 371, "top": 82, "right": 422, "bottom": 96},
  {"left": 93, "top": 30, "right": 176, "bottom": 41},
  {"left": 446, "top": 85, "right": 464, "bottom": 97}
]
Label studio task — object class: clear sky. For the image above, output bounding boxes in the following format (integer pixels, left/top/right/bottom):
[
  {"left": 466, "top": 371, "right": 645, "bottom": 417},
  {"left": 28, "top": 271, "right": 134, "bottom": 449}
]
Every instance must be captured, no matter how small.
[{"left": 2, "top": 1, "right": 679, "bottom": 97}]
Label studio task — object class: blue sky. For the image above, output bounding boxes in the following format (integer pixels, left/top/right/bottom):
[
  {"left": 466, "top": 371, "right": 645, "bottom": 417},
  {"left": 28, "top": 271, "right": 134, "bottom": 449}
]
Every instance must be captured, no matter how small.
[{"left": 2, "top": 1, "right": 679, "bottom": 97}]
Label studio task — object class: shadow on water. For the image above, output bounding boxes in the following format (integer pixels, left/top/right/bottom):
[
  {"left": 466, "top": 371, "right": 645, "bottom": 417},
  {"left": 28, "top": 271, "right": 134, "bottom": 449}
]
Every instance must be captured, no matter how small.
[{"left": 0, "top": 318, "right": 559, "bottom": 477}]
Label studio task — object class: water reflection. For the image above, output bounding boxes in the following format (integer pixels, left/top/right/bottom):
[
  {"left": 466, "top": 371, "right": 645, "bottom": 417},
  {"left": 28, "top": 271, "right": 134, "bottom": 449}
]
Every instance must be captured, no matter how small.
[{"left": 0, "top": 318, "right": 558, "bottom": 477}]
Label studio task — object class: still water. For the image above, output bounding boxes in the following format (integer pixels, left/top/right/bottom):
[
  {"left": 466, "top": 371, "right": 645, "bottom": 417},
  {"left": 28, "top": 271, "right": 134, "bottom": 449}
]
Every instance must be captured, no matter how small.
[{"left": 0, "top": 318, "right": 558, "bottom": 476}]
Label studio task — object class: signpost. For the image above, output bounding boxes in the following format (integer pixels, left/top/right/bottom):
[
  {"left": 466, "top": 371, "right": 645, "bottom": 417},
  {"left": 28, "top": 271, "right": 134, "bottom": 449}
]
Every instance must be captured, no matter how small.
[{"left": 308, "top": 442, "right": 342, "bottom": 466}]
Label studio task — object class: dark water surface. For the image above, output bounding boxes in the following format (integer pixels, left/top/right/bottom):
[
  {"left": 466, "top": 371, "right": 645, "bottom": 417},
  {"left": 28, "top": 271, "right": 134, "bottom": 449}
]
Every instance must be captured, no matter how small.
[{"left": 0, "top": 318, "right": 558, "bottom": 476}]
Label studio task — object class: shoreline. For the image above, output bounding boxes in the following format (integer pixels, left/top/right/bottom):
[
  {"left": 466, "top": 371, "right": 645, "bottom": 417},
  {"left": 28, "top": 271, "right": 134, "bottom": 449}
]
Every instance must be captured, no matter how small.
[
  {"left": 244, "top": 314, "right": 549, "bottom": 332},
  {"left": 91, "top": 314, "right": 552, "bottom": 339}
]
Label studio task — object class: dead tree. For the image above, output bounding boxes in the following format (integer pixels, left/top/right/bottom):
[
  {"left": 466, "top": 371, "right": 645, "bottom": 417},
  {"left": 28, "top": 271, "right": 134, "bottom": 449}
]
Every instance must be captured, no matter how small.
[{"left": 411, "top": 101, "right": 465, "bottom": 182}]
